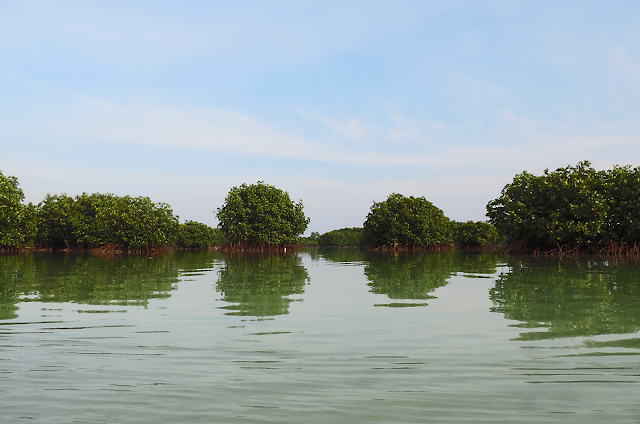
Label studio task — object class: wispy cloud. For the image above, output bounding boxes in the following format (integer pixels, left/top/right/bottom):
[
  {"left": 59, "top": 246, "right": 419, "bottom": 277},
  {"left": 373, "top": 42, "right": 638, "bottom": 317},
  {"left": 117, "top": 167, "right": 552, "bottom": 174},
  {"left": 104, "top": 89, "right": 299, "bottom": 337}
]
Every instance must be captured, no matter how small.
[
  {"left": 502, "top": 109, "right": 535, "bottom": 127},
  {"left": 612, "top": 46, "right": 640, "bottom": 86},
  {"left": 295, "top": 108, "right": 366, "bottom": 139},
  {"left": 27, "top": 95, "right": 640, "bottom": 173}
]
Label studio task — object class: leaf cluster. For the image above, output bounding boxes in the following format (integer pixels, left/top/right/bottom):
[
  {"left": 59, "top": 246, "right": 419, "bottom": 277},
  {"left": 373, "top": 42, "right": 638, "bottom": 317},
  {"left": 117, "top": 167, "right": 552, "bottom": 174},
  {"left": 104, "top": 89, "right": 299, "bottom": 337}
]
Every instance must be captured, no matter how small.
[
  {"left": 0, "top": 170, "right": 30, "bottom": 248},
  {"left": 363, "top": 193, "right": 453, "bottom": 248},
  {"left": 486, "top": 161, "right": 640, "bottom": 246},
  {"left": 452, "top": 220, "right": 499, "bottom": 247},
  {"left": 34, "top": 193, "right": 180, "bottom": 249},
  {"left": 176, "top": 221, "right": 226, "bottom": 248},
  {"left": 216, "top": 181, "right": 309, "bottom": 247},
  {"left": 316, "top": 227, "right": 364, "bottom": 246}
]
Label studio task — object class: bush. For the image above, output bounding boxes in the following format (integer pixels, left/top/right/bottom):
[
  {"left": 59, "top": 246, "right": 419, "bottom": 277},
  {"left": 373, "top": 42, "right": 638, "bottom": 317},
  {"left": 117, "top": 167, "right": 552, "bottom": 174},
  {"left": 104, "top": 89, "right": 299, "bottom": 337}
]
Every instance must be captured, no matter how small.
[
  {"left": 0, "top": 170, "right": 28, "bottom": 248},
  {"left": 298, "top": 232, "right": 320, "bottom": 246},
  {"left": 363, "top": 193, "right": 452, "bottom": 248},
  {"left": 35, "top": 193, "right": 180, "bottom": 249},
  {"left": 601, "top": 165, "right": 640, "bottom": 242},
  {"left": 452, "top": 221, "right": 498, "bottom": 247},
  {"left": 177, "top": 221, "right": 226, "bottom": 248},
  {"left": 216, "top": 181, "right": 309, "bottom": 247},
  {"left": 317, "top": 227, "right": 364, "bottom": 246},
  {"left": 486, "top": 161, "right": 640, "bottom": 247}
]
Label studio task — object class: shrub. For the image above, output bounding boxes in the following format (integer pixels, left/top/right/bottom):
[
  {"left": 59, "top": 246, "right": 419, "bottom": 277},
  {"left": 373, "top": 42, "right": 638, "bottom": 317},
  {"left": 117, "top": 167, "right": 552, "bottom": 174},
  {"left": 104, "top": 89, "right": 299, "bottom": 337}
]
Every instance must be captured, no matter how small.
[
  {"left": 318, "top": 227, "right": 364, "bottom": 246},
  {"left": 486, "top": 161, "right": 640, "bottom": 247},
  {"left": 363, "top": 193, "right": 452, "bottom": 248},
  {"left": 486, "top": 161, "right": 607, "bottom": 246},
  {"left": 35, "top": 193, "right": 180, "bottom": 249},
  {"left": 177, "top": 221, "right": 225, "bottom": 248},
  {"left": 299, "top": 232, "right": 320, "bottom": 246},
  {"left": 216, "top": 181, "right": 309, "bottom": 247},
  {"left": 452, "top": 221, "right": 498, "bottom": 247},
  {"left": 0, "top": 170, "right": 28, "bottom": 248},
  {"left": 601, "top": 165, "right": 640, "bottom": 242}
]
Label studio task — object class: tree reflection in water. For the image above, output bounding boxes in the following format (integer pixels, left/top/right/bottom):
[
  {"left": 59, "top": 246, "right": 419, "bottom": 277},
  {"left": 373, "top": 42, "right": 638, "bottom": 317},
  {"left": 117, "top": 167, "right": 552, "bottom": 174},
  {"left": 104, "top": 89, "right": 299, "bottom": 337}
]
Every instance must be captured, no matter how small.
[
  {"left": 364, "top": 252, "right": 498, "bottom": 304},
  {"left": 0, "top": 252, "right": 183, "bottom": 320},
  {"left": 215, "top": 252, "right": 309, "bottom": 317},
  {"left": 490, "top": 257, "right": 640, "bottom": 340}
]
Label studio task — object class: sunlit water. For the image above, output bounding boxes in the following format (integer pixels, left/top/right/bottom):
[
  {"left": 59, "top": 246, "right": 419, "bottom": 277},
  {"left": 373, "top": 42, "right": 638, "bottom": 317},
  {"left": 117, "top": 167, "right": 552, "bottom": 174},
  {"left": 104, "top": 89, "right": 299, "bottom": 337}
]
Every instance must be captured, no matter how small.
[{"left": 1, "top": 249, "right": 640, "bottom": 423}]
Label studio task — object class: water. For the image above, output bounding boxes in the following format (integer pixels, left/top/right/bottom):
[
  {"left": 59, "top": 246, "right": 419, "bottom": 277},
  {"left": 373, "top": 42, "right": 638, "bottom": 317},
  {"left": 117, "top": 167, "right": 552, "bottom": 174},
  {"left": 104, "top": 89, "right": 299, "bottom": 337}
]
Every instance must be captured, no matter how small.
[{"left": 1, "top": 249, "right": 640, "bottom": 423}]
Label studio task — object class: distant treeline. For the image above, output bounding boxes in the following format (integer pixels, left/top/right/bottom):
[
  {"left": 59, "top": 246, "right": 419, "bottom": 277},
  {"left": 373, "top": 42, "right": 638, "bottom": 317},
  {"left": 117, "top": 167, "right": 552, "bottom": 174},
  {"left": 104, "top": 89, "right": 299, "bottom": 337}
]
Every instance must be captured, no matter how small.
[
  {"left": 3, "top": 160, "right": 640, "bottom": 253},
  {"left": 300, "top": 221, "right": 497, "bottom": 249},
  {"left": 0, "top": 173, "right": 225, "bottom": 251}
]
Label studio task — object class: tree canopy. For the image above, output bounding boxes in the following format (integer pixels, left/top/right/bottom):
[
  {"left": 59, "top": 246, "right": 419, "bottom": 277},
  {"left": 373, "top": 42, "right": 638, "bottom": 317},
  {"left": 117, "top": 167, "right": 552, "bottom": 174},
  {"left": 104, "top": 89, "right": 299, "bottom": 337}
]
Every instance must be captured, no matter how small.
[
  {"left": 216, "top": 181, "right": 309, "bottom": 247},
  {"left": 34, "top": 193, "right": 180, "bottom": 250},
  {"left": 452, "top": 220, "right": 498, "bottom": 247},
  {"left": 486, "top": 161, "right": 640, "bottom": 247},
  {"left": 363, "top": 193, "right": 452, "bottom": 248},
  {"left": 176, "top": 221, "right": 226, "bottom": 248},
  {"left": 0, "top": 171, "right": 29, "bottom": 248},
  {"left": 317, "top": 227, "right": 364, "bottom": 246}
]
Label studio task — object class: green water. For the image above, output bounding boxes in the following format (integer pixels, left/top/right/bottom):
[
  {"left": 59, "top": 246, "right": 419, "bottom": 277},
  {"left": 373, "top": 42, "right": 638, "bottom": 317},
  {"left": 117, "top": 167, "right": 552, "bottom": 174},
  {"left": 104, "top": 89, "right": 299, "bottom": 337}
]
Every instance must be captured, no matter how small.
[{"left": 1, "top": 250, "right": 640, "bottom": 423}]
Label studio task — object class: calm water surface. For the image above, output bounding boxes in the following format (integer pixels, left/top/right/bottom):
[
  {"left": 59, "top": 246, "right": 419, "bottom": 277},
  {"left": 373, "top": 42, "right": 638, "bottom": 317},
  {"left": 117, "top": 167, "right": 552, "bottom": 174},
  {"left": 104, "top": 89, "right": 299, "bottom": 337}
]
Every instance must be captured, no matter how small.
[{"left": 1, "top": 249, "right": 640, "bottom": 423}]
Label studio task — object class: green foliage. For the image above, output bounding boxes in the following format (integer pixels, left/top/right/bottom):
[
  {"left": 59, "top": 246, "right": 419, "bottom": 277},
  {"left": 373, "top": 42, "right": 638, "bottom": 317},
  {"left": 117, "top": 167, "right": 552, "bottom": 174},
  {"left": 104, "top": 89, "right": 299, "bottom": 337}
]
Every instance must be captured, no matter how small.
[
  {"left": 33, "top": 194, "right": 76, "bottom": 248},
  {"left": 216, "top": 181, "right": 309, "bottom": 247},
  {"left": 176, "top": 220, "right": 225, "bottom": 248},
  {"left": 452, "top": 221, "right": 498, "bottom": 246},
  {"left": 34, "top": 193, "right": 179, "bottom": 249},
  {"left": 0, "top": 170, "right": 27, "bottom": 248},
  {"left": 299, "top": 231, "right": 320, "bottom": 246},
  {"left": 487, "top": 161, "right": 640, "bottom": 246},
  {"left": 363, "top": 193, "right": 452, "bottom": 248},
  {"left": 601, "top": 165, "right": 640, "bottom": 242},
  {"left": 318, "top": 227, "right": 364, "bottom": 246}
]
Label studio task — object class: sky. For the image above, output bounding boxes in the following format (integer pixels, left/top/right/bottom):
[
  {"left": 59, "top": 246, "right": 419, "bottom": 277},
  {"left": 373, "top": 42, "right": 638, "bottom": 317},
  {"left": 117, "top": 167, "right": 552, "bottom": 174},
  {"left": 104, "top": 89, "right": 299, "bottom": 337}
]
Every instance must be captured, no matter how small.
[{"left": 2, "top": 0, "right": 640, "bottom": 234}]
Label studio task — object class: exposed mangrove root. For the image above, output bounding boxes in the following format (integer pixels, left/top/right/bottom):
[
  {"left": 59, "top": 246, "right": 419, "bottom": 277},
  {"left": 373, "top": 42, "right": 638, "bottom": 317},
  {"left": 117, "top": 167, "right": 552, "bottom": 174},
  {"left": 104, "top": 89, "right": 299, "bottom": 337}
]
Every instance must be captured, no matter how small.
[
  {"left": 368, "top": 244, "right": 457, "bottom": 253},
  {"left": 498, "top": 240, "right": 640, "bottom": 259}
]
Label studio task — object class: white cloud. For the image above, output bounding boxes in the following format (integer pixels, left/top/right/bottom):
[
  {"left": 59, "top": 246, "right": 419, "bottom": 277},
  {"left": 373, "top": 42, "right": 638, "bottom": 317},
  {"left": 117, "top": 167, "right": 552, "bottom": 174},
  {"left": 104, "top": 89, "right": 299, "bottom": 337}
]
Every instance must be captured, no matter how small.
[
  {"left": 388, "top": 128, "right": 420, "bottom": 141},
  {"left": 295, "top": 108, "right": 366, "bottom": 139},
  {"left": 502, "top": 109, "right": 535, "bottom": 127},
  {"left": 15, "top": 95, "right": 639, "bottom": 174},
  {"left": 612, "top": 46, "right": 640, "bottom": 86}
]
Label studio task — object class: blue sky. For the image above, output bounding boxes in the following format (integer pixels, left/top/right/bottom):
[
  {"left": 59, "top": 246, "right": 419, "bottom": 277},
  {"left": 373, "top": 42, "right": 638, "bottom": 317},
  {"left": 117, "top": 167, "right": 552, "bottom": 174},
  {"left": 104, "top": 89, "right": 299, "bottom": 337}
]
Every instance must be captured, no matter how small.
[{"left": 2, "top": 0, "right": 640, "bottom": 234}]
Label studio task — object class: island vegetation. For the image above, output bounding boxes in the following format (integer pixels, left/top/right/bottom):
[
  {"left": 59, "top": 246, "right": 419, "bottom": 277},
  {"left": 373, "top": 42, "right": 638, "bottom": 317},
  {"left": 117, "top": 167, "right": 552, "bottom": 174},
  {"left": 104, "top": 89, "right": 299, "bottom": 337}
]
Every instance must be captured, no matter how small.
[
  {"left": 216, "top": 181, "right": 309, "bottom": 250},
  {"left": 299, "top": 227, "right": 365, "bottom": 247},
  {"left": 487, "top": 161, "right": 640, "bottom": 255},
  {"left": 0, "top": 170, "right": 221, "bottom": 252},
  {"left": 2, "top": 161, "right": 640, "bottom": 255}
]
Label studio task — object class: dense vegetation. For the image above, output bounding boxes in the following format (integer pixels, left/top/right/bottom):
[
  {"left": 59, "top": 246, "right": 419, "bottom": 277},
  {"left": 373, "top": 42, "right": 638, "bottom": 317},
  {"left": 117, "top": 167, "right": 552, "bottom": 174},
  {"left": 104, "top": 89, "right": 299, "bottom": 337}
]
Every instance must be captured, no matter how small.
[
  {"left": 7, "top": 161, "right": 640, "bottom": 254},
  {"left": 486, "top": 161, "right": 640, "bottom": 250},
  {"left": 34, "top": 193, "right": 180, "bottom": 250},
  {"left": 363, "top": 193, "right": 453, "bottom": 248},
  {"left": 216, "top": 181, "right": 309, "bottom": 248},
  {"left": 0, "top": 170, "right": 221, "bottom": 251},
  {"left": 451, "top": 220, "right": 499, "bottom": 247},
  {"left": 176, "top": 221, "right": 226, "bottom": 248},
  {"left": 0, "top": 170, "right": 29, "bottom": 248},
  {"left": 300, "top": 228, "right": 365, "bottom": 246}
]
